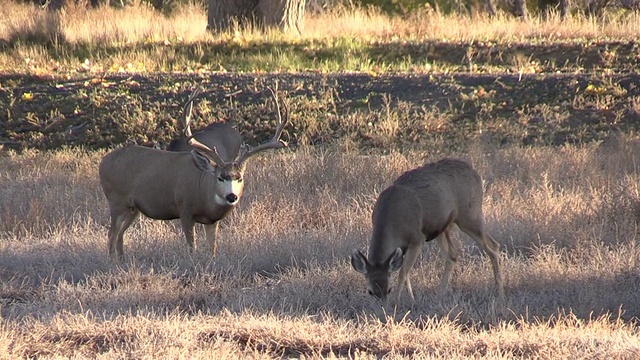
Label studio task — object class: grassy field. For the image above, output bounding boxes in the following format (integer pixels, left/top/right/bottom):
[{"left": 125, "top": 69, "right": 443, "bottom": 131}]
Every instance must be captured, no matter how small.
[
  {"left": 2, "top": 142, "right": 640, "bottom": 358},
  {"left": 2, "top": 2, "right": 640, "bottom": 152},
  {"left": 1, "top": 1, "right": 640, "bottom": 358},
  {"left": 1, "top": 1, "right": 640, "bottom": 74}
]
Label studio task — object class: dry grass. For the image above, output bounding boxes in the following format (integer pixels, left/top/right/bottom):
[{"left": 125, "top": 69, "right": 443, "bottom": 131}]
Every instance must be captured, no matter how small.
[
  {"left": 0, "top": 1, "right": 208, "bottom": 45},
  {"left": 2, "top": 1, "right": 638, "bottom": 44},
  {"left": 2, "top": 1, "right": 639, "bottom": 357},
  {"left": 1, "top": 135, "right": 639, "bottom": 357},
  {"left": 307, "top": 8, "right": 640, "bottom": 42},
  {"left": 1, "top": 1, "right": 640, "bottom": 74},
  {"left": 2, "top": 311, "right": 638, "bottom": 358}
]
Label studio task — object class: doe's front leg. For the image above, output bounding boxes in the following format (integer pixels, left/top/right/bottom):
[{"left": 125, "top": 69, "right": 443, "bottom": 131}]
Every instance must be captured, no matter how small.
[
  {"left": 394, "top": 245, "right": 421, "bottom": 304},
  {"left": 435, "top": 229, "right": 458, "bottom": 294}
]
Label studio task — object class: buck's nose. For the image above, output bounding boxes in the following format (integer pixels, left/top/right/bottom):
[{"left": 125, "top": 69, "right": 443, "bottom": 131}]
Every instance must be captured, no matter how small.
[{"left": 226, "top": 194, "right": 238, "bottom": 204}]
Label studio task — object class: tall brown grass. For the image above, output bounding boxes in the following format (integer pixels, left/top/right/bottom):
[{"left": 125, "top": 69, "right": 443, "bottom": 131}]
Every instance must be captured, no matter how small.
[
  {"left": 1, "top": 1, "right": 639, "bottom": 46},
  {"left": 1, "top": 135, "right": 639, "bottom": 357},
  {"left": 2, "top": 1, "right": 639, "bottom": 74}
]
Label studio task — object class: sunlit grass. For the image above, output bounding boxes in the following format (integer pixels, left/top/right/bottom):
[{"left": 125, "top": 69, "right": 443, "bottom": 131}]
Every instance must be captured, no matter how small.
[
  {"left": 1, "top": 1, "right": 639, "bottom": 74},
  {"left": 1, "top": 137, "right": 640, "bottom": 357},
  {"left": 2, "top": 1, "right": 638, "bottom": 44},
  {"left": 2, "top": 1, "right": 639, "bottom": 357}
]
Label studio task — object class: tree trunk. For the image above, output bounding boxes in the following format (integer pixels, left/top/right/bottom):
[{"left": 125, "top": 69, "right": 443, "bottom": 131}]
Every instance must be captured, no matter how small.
[
  {"left": 208, "top": 0, "right": 305, "bottom": 33},
  {"left": 538, "top": 0, "right": 571, "bottom": 18},
  {"left": 487, "top": 0, "right": 498, "bottom": 16},
  {"left": 207, "top": 0, "right": 258, "bottom": 31},
  {"left": 257, "top": 0, "right": 306, "bottom": 33},
  {"left": 560, "top": 0, "right": 570, "bottom": 17},
  {"left": 513, "top": 0, "right": 529, "bottom": 19}
]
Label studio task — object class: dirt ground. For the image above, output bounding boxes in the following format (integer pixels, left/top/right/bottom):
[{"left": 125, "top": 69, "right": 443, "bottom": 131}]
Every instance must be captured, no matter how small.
[{"left": 1, "top": 63, "right": 639, "bottom": 151}]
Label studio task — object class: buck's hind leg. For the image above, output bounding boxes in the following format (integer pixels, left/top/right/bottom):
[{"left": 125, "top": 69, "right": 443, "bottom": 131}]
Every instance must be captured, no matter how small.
[
  {"left": 108, "top": 206, "right": 139, "bottom": 261},
  {"left": 435, "top": 228, "right": 458, "bottom": 294},
  {"left": 107, "top": 212, "right": 121, "bottom": 259}
]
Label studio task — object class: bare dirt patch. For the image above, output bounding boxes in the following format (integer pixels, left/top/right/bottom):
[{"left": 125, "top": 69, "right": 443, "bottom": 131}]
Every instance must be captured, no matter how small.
[{"left": 1, "top": 70, "right": 639, "bottom": 152}]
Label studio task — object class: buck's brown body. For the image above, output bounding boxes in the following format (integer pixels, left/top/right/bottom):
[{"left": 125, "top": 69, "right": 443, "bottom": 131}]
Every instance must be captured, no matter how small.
[
  {"left": 99, "top": 146, "right": 238, "bottom": 259},
  {"left": 99, "top": 87, "right": 289, "bottom": 260}
]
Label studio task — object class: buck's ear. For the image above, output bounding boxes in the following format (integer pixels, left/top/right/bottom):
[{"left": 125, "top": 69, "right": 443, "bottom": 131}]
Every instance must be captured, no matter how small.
[
  {"left": 350, "top": 250, "right": 369, "bottom": 274},
  {"left": 190, "top": 150, "right": 215, "bottom": 172},
  {"left": 387, "top": 248, "right": 404, "bottom": 273}
]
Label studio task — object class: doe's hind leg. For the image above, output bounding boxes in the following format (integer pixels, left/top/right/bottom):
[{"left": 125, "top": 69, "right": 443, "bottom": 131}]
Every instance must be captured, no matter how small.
[{"left": 457, "top": 218, "right": 504, "bottom": 300}]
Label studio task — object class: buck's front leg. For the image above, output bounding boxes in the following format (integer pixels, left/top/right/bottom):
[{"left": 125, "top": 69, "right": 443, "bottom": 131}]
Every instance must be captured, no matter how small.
[
  {"left": 180, "top": 216, "right": 197, "bottom": 252},
  {"left": 204, "top": 222, "right": 220, "bottom": 256}
]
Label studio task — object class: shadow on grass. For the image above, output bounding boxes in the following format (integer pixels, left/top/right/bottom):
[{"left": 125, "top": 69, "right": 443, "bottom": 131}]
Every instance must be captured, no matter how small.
[
  {"left": 3, "top": 37, "right": 639, "bottom": 73},
  {"left": 1, "top": 237, "right": 638, "bottom": 328}
]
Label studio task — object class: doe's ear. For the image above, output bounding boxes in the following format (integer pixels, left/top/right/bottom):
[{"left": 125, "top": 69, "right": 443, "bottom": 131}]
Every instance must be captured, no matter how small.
[
  {"left": 350, "top": 250, "right": 369, "bottom": 274},
  {"left": 387, "top": 248, "right": 404, "bottom": 273},
  {"left": 190, "top": 150, "right": 215, "bottom": 172}
]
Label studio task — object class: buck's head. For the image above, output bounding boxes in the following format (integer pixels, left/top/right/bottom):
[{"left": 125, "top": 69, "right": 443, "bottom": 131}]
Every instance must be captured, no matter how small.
[
  {"left": 181, "top": 86, "right": 289, "bottom": 208},
  {"left": 190, "top": 151, "right": 245, "bottom": 206},
  {"left": 351, "top": 248, "right": 404, "bottom": 301}
]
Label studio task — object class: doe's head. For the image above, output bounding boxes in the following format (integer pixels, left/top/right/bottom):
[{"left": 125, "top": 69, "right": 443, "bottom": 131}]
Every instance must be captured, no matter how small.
[{"left": 350, "top": 248, "right": 404, "bottom": 301}]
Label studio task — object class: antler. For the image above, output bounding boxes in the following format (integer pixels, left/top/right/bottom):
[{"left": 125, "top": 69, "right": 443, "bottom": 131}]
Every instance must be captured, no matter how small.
[
  {"left": 237, "top": 86, "right": 289, "bottom": 164},
  {"left": 181, "top": 87, "right": 228, "bottom": 166},
  {"left": 182, "top": 86, "right": 202, "bottom": 139}
]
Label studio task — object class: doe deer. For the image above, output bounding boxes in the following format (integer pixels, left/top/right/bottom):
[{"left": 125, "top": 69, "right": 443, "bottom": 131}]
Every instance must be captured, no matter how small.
[
  {"left": 99, "top": 87, "right": 289, "bottom": 260},
  {"left": 351, "top": 158, "right": 504, "bottom": 304}
]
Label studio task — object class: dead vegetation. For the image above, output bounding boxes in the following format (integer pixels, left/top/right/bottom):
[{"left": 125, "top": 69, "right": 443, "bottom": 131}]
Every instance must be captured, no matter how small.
[
  {"left": 1, "top": 138, "right": 640, "bottom": 357},
  {"left": 1, "top": 1, "right": 640, "bottom": 357}
]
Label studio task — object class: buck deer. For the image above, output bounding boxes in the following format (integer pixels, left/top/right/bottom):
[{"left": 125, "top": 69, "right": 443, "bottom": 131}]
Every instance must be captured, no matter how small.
[
  {"left": 351, "top": 158, "right": 504, "bottom": 304},
  {"left": 99, "top": 87, "right": 289, "bottom": 260},
  {"left": 166, "top": 122, "right": 241, "bottom": 154}
]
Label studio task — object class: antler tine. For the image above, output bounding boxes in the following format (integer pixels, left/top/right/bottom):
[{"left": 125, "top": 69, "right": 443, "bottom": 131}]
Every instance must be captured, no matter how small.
[
  {"left": 267, "top": 86, "right": 282, "bottom": 128},
  {"left": 264, "top": 85, "right": 289, "bottom": 145},
  {"left": 238, "top": 87, "right": 290, "bottom": 164},
  {"left": 182, "top": 86, "right": 203, "bottom": 139},
  {"left": 188, "top": 137, "right": 228, "bottom": 166},
  {"left": 180, "top": 86, "right": 228, "bottom": 166}
]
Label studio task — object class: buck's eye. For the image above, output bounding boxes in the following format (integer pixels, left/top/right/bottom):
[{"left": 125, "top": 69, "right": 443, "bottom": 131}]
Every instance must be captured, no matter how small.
[
  {"left": 368, "top": 290, "right": 374, "bottom": 296},
  {"left": 237, "top": 178, "right": 243, "bottom": 183},
  {"left": 217, "top": 177, "right": 224, "bottom": 182}
]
